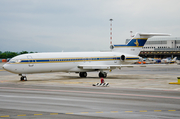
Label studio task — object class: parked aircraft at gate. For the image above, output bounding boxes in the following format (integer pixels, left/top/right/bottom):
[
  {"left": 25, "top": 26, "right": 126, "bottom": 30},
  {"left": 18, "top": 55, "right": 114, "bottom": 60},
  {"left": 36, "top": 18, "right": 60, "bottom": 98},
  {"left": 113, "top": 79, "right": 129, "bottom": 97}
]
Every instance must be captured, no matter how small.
[{"left": 3, "top": 32, "right": 170, "bottom": 81}]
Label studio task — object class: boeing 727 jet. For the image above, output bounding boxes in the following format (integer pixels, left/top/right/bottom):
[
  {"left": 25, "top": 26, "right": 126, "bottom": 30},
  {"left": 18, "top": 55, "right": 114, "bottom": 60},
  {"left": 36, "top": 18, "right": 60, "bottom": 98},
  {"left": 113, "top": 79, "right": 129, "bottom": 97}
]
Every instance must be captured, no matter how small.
[{"left": 3, "top": 32, "right": 170, "bottom": 81}]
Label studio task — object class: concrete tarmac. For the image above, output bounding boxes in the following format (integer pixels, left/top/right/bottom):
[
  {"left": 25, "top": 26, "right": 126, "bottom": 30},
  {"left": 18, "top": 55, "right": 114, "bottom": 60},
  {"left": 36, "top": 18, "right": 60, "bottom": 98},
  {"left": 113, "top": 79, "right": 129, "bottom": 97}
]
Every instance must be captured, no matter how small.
[{"left": 0, "top": 63, "right": 180, "bottom": 119}]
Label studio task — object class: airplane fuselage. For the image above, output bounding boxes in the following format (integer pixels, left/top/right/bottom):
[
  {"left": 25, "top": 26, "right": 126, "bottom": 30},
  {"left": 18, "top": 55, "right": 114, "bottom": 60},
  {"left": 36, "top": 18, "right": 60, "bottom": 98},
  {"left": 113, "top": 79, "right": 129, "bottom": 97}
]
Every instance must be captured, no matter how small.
[{"left": 3, "top": 51, "right": 139, "bottom": 74}]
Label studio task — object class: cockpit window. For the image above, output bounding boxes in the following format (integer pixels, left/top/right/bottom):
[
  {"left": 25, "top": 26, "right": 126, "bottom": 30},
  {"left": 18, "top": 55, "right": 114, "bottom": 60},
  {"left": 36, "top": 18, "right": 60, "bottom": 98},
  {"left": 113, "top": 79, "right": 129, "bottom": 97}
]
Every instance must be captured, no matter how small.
[
  {"left": 9, "top": 59, "right": 16, "bottom": 63},
  {"left": 9, "top": 59, "right": 21, "bottom": 63}
]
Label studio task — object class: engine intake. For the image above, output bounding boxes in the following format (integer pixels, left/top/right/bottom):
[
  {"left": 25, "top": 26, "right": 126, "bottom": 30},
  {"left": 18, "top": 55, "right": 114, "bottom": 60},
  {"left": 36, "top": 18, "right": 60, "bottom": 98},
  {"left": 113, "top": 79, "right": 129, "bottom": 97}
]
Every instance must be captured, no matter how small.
[{"left": 121, "top": 55, "right": 126, "bottom": 61}]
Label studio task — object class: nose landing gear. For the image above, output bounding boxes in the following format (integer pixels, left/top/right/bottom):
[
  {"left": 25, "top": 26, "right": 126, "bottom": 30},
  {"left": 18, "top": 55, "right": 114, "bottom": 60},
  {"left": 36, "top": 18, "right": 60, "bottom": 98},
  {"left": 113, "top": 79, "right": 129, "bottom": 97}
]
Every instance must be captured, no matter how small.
[
  {"left": 19, "top": 74, "right": 27, "bottom": 81},
  {"left": 20, "top": 76, "right": 27, "bottom": 81}
]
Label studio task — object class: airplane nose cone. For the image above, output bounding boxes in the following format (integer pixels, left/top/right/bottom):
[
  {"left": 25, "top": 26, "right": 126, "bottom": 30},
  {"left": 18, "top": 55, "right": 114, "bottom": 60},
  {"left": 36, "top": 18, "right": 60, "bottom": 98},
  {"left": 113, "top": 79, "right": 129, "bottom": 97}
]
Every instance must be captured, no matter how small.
[
  {"left": 2, "top": 63, "right": 12, "bottom": 72},
  {"left": 3, "top": 63, "right": 8, "bottom": 70},
  {"left": 2, "top": 63, "right": 19, "bottom": 74}
]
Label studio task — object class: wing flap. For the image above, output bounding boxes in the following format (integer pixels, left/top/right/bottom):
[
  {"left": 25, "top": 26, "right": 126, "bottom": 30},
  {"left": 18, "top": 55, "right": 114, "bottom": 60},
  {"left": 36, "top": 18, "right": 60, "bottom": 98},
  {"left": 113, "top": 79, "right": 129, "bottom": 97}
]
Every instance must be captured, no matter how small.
[
  {"left": 78, "top": 65, "right": 142, "bottom": 70},
  {"left": 78, "top": 65, "right": 111, "bottom": 69}
]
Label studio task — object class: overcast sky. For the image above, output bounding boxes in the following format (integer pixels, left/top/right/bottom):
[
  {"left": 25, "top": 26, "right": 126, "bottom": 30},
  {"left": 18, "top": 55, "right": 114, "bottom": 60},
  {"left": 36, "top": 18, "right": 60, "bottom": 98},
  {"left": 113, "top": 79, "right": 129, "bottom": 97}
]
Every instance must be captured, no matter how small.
[{"left": 0, "top": 0, "right": 180, "bottom": 52}]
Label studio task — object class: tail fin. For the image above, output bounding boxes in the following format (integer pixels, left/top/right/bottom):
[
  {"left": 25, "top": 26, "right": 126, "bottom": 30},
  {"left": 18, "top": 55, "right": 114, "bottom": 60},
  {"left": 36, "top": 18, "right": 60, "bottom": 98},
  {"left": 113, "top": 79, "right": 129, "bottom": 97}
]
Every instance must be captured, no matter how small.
[
  {"left": 171, "top": 57, "right": 177, "bottom": 62},
  {"left": 113, "top": 33, "right": 170, "bottom": 55}
]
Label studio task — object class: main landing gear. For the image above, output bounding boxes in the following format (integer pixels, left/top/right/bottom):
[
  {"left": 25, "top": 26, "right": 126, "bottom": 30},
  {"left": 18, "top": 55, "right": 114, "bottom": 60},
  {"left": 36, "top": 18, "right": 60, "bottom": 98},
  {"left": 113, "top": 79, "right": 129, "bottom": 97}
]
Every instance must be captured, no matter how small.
[
  {"left": 99, "top": 72, "right": 107, "bottom": 78},
  {"left": 79, "top": 72, "right": 107, "bottom": 78},
  {"left": 79, "top": 72, "right": 87, "bottom": 78}
]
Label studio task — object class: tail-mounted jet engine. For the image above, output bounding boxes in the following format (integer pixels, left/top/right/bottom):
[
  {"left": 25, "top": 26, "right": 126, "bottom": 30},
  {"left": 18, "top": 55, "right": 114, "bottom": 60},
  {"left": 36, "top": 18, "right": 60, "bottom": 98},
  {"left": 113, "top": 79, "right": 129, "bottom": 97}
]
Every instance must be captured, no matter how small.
[{"left": 121, "top": 55, "right": 126, "bottom": 61}]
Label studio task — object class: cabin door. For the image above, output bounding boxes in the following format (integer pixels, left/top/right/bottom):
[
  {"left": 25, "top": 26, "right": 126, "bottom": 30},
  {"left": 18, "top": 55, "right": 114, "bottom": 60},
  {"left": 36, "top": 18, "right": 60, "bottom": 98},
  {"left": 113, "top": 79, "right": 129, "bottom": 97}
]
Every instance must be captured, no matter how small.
[
  {"left": 114, "top": 55, "right": 117, "bottom": 63},
  {"left": 27, "top": 55, "right": 34, "bottom": 67}
]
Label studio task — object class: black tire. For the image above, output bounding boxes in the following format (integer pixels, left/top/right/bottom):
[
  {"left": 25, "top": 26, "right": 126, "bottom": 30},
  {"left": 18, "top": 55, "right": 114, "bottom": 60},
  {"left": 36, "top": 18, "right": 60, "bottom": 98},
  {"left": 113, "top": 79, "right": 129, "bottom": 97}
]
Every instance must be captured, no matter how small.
[
  {"left": 20, "top": 76, "right": 27, "bottom": 81},
  {"left": 20, "top": 76, "right": 24, "bottom": 81},
  {"left": 79, "top": 72, "right": 87, "bottom": 78},
  {"left": 103, "top": 72, "right": 107, "bottom": 78},
  {"left": 99, "top": 72, "right": 107, "bottom": 78},
  {"left": 24, "top": 76, "right": 27, "bottom": 81}
]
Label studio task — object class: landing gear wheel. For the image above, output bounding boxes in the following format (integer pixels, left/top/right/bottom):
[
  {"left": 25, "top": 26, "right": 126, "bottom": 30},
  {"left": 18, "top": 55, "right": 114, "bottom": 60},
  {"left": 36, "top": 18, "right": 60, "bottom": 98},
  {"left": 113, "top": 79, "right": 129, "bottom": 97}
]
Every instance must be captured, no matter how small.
[
  {"left": 20, "top": 76, "right": 27, "bottom": 81},
  {"left": 99, "top": 72, "right": 107, "bottom": 78},
  {"left": 79, "top": 72, "right": 87, "bottom": 78}
]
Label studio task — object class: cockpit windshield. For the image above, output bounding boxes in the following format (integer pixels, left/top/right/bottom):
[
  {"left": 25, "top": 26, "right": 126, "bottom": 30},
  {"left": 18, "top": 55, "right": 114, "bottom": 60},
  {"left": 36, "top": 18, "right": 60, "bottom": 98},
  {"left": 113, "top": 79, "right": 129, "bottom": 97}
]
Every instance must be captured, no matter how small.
[{"left": 9, "top": 59, "right": 21, "bottom": 63}]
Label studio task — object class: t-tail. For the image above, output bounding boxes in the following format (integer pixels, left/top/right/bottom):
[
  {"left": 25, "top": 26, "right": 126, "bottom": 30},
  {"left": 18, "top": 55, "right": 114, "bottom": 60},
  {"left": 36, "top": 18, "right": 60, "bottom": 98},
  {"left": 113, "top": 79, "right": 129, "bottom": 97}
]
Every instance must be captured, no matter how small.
[{"left": 112, "top": 33, "right": 171, "bottom": 56}]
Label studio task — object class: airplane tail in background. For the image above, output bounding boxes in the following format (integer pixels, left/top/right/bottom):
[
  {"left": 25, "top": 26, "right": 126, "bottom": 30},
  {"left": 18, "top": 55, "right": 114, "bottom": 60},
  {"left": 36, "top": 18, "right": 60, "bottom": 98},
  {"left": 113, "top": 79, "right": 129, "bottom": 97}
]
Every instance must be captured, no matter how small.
[
  {"left": 171, "top": 57, "right": 177, "bottom": 63},
  {"left": 112, "top": 33, "right": 171, "bottom": 56}
]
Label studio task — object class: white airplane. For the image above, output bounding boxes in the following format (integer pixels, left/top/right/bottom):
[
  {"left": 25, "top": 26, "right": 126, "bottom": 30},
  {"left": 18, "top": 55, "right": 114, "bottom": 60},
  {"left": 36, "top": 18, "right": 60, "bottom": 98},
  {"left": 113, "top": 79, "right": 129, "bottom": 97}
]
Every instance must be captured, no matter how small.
[
  {"left": 161, "top": 57, "right": 177, "bottom": 64},
  {"left": 3, "top": 32, "right": 170, "bottom": 81}
]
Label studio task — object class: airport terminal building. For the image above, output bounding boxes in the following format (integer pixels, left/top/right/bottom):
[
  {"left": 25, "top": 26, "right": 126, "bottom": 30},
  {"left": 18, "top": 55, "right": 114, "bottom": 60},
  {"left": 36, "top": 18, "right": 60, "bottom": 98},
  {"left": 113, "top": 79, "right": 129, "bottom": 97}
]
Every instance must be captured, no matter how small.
[{"left": 126, "top": 37, "right": 180, "bottom": 59}]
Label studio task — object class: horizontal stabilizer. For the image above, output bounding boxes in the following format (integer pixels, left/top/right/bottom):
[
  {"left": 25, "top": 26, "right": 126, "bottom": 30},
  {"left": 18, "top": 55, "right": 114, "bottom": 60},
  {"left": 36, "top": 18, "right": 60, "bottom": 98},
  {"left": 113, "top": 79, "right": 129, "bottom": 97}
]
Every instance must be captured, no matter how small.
[{"left": 134, "top": 33, "right": 171, "bottom": 38}]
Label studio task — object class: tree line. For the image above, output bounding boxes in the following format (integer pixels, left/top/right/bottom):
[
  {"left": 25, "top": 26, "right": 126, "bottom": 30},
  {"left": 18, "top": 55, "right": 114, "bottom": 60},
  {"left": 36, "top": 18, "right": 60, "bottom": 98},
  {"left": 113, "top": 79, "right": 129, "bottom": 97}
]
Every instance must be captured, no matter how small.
[{"left": 0, "top": 51, "right": 37, "bottom": 59}]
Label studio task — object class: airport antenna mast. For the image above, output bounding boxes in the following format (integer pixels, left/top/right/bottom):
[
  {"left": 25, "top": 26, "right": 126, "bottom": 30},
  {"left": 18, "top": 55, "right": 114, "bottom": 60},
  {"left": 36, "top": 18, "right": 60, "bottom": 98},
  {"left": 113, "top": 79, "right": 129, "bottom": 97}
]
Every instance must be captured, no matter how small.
[{"left": 109, "top": 19, "right": 114, "bottom": 49}]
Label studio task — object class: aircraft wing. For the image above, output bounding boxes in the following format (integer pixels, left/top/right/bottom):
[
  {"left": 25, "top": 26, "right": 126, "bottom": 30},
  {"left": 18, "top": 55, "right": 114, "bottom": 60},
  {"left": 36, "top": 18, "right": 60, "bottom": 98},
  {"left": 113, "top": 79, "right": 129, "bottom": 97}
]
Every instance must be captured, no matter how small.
[{"left": 78, "top": 64, "right": 146, "bottom": 70}]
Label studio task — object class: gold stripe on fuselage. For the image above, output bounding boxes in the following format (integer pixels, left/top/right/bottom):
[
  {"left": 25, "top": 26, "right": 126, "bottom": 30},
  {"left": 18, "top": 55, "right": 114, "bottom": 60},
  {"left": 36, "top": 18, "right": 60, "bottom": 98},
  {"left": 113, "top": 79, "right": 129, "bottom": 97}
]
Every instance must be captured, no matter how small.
[{"left": 9, "top": 56, "right": 139, "bottom": 64}]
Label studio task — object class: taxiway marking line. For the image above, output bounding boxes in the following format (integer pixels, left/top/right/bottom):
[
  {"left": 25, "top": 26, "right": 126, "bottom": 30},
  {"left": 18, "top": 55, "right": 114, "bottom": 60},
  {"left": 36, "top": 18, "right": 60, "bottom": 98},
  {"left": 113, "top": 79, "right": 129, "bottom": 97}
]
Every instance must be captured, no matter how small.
[
  {"left": 0, "top": 87, "right": 180, "bottom": 100},
  {"left": 34, "top": 114, "right": 42, "bottom": 116},
  {"left": 125, "top": 111, "right": 133, "bottom": 112},
  {"left": 140, "top": 110, "right": 147, "bottom": 112},
  {"left": 17, "top": 114, "right": 26, "bottom": 116},
  {"left": 50, "top": 113, "right": 58, "bottom": 115},
  {"left": 65, "top": 113, "right": 73, "bottom": 114},
  {"left": 168, "top": 110, "right": 176, "bottom": 111},
  {"left": 0, "top": 110, "right": 179, "bottom": 118},
  {"left": 0, "top": 70, "right": 5, "bottom": 71},
  {"left": 0, "top": 115, "right": 9, "bottom": 117}
]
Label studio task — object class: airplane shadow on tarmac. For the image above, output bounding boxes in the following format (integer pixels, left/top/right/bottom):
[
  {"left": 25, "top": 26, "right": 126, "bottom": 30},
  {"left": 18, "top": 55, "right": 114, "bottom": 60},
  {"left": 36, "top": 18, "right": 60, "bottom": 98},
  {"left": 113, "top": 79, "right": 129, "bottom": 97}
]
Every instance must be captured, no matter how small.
[{"left": 9, "top": 74, "right": 164, "bottom": 82}]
